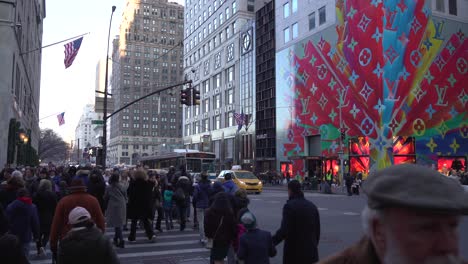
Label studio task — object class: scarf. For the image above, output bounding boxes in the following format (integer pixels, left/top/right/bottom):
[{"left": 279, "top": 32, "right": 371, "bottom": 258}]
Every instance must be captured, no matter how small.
[{"left": 18, "top": 196, "right": 32, "bottom": 205}]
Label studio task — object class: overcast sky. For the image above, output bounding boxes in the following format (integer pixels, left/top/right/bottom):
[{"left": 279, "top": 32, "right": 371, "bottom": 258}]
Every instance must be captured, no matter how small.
[{"left": 39, "top": 0, "right": 184, "bottom": 143}]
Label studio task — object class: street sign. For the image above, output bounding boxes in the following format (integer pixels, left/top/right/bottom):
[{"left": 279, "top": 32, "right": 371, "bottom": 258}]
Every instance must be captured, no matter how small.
[{"left": 92, "top": 120, "right": 104, "bottom": 125}]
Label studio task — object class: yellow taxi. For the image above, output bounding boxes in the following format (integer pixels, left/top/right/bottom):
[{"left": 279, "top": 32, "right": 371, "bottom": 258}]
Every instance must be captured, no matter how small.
[{"left": 217, "top": 167, "right": 262, "bottom": 194}]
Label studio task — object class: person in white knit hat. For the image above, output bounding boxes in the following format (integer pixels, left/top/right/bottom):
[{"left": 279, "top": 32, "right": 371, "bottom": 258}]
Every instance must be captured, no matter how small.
[{"left": 57, "top": 207, "right": 120, "bottom": 264}]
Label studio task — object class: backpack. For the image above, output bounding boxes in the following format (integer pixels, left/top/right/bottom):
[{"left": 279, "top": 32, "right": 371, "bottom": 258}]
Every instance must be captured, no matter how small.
[{"left": 173, "top": 187, "right": 185, "bottom": 202}]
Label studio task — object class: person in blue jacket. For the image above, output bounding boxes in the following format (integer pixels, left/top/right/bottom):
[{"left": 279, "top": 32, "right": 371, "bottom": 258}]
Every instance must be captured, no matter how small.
[
  {"left": 222, "top": 173, "right": 238, "bottom": 195},
  {"left": 237, "top": 211, "right": 276, "bottom": 264},
  {"left": 6, "top": 188, "right": 39, "bottom": 258}
]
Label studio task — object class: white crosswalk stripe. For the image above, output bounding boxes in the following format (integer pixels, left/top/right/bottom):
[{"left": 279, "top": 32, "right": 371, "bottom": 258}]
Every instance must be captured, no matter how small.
[{"left": 28, "top": 222, "right": 209, "bottom": 264}]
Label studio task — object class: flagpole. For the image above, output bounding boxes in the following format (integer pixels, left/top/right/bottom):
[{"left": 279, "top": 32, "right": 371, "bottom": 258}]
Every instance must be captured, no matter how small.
[
  {"left": 39, "top": 112, "right": 63, "bottom": 121},
  {"left": 20, "top": 32, "right": 90, "bottom": 55}
]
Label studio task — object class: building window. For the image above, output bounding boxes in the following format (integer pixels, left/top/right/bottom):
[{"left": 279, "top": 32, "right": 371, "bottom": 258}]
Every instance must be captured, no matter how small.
[
  {"left": 319, "top": 6, "right": 326, "bottom": 25},
  {"left": 226, "top": 89, "right": 234, "bottom": 104},
  {"left": 220, "top": 13, "right": 224, "bottom": 24},
  {"left": 232, "top": 1, "right": 237, "bottom": 13},
  {"left": 226, "top": 66, "right": 234, "bottom": 82},
  {"left": 435, "top": 0, "right": 445, "bottom": 12},
  {"left": 214, "top": 115, "right": 221, "bottom": 130},
  {"left": 203, "top": 98, "right": 210, "bottom": 113},
  {"left": 214, "top": 94, "right": 221, "bottom": 109},
  {"left": 226, "top": 7, "right": 230, "bottom": 20},
  {"left": 214, "top": 73, "right": 221, "bottom": 88},
  {"left": 292, "top": 23, "right": 298, "bottom": 39},
  {"left": 227, "top": 111, "right": 234, "bottom": 127},
  {"left": 202, "top": 118, "right": 209, "bottom": 132},
  {"left": 292, "top": 0, "right": 298, "bottom": 13},
  {"left": 203, "top": 80, "right": 210, "bottom": 93},
  {"left": 284, "top": 27, "right": 290, "bottom": 43},
  {"left": 309, "top": 12, "right": 316, "bottom": 30},
  {"left": 226, "top": 26, "right": 231, "bottom": 39},
  {"left": 283, "top": 2, "right": 290, "bottom": 18},
  {"left": 134, "top": 144, "right": 140, "bottom": 149},
  {"left": 449, "top": 0, "right": 457, "bottom": 15}
]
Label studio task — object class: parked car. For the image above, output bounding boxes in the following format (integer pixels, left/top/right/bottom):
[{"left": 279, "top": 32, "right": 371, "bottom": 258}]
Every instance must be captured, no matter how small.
[{"left": 217, "top": 169, "right": 262, "bottom": 194}]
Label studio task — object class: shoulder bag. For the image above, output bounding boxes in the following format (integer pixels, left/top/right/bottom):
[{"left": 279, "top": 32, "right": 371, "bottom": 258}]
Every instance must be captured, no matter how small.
[{"left": 205, "top": 216, "right": 224, "bottom": 249}]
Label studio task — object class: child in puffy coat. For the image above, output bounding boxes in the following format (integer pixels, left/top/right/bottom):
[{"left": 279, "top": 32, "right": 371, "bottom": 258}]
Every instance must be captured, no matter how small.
[{"left": 163, "top": 185, "right": 174, "bottom": 230}]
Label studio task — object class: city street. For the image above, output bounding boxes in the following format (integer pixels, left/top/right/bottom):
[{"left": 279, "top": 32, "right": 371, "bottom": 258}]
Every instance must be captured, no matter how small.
[{"left": 29, "top": 187, "right": 468, "bottom": 264}]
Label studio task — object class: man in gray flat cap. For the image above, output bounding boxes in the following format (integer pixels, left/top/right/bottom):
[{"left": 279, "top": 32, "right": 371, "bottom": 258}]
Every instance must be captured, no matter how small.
[{"left": 319, "top": 163, "right": 468, "bottom": 264}]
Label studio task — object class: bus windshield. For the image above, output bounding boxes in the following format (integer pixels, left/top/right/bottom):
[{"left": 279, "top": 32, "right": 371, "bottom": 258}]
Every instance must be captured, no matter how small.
[{"left": 186, "top": 159, "right": 202, "bottom": 173}]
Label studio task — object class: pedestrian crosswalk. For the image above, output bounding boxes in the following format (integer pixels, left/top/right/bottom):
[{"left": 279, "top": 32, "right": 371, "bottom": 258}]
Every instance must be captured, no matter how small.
[{"left": 29, "top": 222, "right": 210, "bottom": 264}]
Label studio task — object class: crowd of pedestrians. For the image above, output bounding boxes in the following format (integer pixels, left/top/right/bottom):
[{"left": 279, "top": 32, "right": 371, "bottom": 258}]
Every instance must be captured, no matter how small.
[{"left": 1, "top": 162, "right": 467, "bottom": 264}]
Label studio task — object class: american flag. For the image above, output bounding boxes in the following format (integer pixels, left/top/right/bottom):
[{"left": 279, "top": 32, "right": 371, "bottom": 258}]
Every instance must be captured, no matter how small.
[
  {"left": 57, "top": 112, "right": 65, "bottom": 126},
  {"left": 64, "top": 37, "right": 83, "bottom": 68},
  {"left": 234, "top": 111, "right": 245, "bottom": 132}
]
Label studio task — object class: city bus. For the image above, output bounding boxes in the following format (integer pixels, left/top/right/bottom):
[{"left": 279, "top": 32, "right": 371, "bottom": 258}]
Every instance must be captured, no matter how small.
[{"left": 140, "top": 149, "right": 216, "bottom": 174}]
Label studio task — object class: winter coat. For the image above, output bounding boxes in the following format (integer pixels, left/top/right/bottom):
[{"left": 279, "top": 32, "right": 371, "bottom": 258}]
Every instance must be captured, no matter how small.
[
  {"left": 24, "top": 175, "right": 38, "bottom": 196},
  {"left": 272, "top": 194, "right": 321, "bottom": 264},
  {"left": 193, "top": 179, "right": 211, "bottom": 209},
  {"left": 104, "top": 183, "right": 127, "bottom": 227},
  {"left": 237, "top": 229, "right": 277, "bottom": 264},
  {"left": 163, "top": 190, "right": 173, "bottom": 209},
  {"left": 33, "top": 190, "right": 58, "bottom": 233},
  {"left": 234, "top": 196, "right": 250, "bottom": 221},
  {"left": 127, "top": 178, "right": 153, "bottom": 219},
  {"left": 87, "top": 180, "right": 106, "bottom": 213},
  {"left": 223, "top": 180, "right": 238, "bottom": 195},
  {"left": 204, "top": 208, "right": 237, "bottom": 248},
  {"left": 208, "top": 182, "right": 224, "bottom": 206},
  {"left": 0, "top": 205, "right": 8, "bottom": 236},
  {"left": 49, "top": 189, "right": 105, "bottom": 253},
  {"left": 0, "top": 184, "right": 21, "bottom": 209},
  {"left": 175, "top": 177, "right": 192, "bottom": 208},
  {"left": 0, "top": 234, "right": 30, "bottom": 264},
  {"left": 6, "top": 198, "right": 39, "bottom": 244},
  {"left": 58, "top": 226, "right": 120, "bottom": 264}
]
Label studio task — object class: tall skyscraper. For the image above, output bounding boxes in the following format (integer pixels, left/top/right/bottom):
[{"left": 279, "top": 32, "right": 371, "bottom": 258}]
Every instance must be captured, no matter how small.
[
  {"left": 182, "top": 0, "right": 256, "bottom": 171},
  {"left": 255, "top": 0, "right": 276, "bottom": 172},
  {"left": 109, "top": 0, "right": 185, "bottom": 165}
]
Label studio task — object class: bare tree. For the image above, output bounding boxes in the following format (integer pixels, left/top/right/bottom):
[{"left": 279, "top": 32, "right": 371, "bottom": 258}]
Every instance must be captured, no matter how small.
[{"left": 38, "top": 129, "right": 69, "bottom": 163}]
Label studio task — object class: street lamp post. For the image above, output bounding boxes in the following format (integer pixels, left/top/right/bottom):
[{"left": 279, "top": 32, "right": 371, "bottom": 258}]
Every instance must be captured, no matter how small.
[{"left": 102, "top": 5, "right": 116, "bottom": 168}]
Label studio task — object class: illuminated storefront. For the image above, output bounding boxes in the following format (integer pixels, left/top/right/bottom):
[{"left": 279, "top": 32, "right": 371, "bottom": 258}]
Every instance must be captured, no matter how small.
[{"left": 275, "top": 1, "right": 468, "bottom": 178}]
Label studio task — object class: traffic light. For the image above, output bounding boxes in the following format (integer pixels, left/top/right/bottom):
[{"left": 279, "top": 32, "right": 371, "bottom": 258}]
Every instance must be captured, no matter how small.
[
  {"left": 180, "top": 88, "right": 192, "bottom": 106},
  {"left": 192, "top": 89, "right": 200, "bottom": 105}
]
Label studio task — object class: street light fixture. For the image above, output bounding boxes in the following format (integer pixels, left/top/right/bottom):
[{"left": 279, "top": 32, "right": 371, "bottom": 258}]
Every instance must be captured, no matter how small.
[{"left": 102, "top": 5, "right": 116, "bottom": 168}]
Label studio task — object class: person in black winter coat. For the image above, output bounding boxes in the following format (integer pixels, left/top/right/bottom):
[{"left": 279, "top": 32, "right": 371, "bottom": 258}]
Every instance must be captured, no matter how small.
[
  {"left": 0, "top": 175, "right": 24, "bottom": 209},
  {"left": 87, "top": 170, "right": 106, "bottom": 214},
  {"left": 58, "top": 206, "right": 119, "bottom": 264},
  {"left": 272, "top": 180, "right": 321, "bottom": 264},
  {"left": 208, "top": 181, "right": 224, "bottom": 207},
  {"left": 205, "top": 192, "right": 237, "bottom": 264},
  {"left": 127, "top": 170, "right": 155, "bottom": 242},
  {"left": 0, "top": 234, "right": 30, "bottom": 264},
  {"left": 148, "top": 173, "right": 163, "bottom": 232},
  {"left": 0, "top": 205, "right": 8, "bottom": 236},
  {"left": 233, "top": 189, "right": 250, "bottom": 221},
  {"left": 174, "top": 175, "right": 192, "bottom": 231},
  {"left": 33, "top": 179, "right": 58, "bottom": 256}
]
